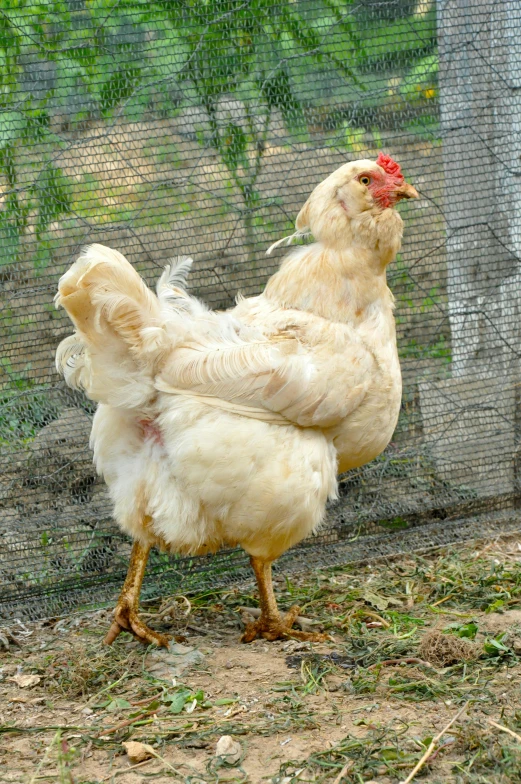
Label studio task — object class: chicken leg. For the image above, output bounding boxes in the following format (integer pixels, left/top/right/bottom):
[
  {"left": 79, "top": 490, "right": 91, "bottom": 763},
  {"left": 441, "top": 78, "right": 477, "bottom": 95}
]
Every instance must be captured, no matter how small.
[
  {"left": 241, "top": 557, "right": 328, "bottom": 643},
  {"left": 104, "top": 540, "right": 170, "bottom": 648}
]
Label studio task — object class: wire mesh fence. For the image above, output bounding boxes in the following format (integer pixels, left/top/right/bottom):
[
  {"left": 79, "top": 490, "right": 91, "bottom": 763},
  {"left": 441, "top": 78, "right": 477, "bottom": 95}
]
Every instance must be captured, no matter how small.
[{"left": 1, "top": 0, "right": 520, "bottom": 620}]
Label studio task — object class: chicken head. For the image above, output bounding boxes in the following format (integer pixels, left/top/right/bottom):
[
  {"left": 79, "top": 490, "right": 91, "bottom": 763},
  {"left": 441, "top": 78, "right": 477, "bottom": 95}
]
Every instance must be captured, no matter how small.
[{"left": 294, "top": 153, "right": 418, "bottom": 254}]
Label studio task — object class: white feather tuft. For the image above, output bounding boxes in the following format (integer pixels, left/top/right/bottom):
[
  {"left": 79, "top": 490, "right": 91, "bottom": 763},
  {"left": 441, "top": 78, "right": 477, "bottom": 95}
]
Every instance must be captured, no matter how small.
[
  {"left": 266, "top": 230, "right": 312, "bottom": 256},
  {"left": 140, "top": 326, "right": 170, "bottom": 353},
  {"left": 55, "top": 334, "right": 91, "bottom": 391},
  {"left": 157, "top": 257, "right": 194, "bottom": 296}
]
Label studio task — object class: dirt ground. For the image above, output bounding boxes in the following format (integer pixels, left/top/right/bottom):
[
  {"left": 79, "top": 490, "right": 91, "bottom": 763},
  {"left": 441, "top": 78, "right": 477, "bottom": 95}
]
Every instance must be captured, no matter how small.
[{"left": 3, "top": 536, "right": 521, "bottom": 783}]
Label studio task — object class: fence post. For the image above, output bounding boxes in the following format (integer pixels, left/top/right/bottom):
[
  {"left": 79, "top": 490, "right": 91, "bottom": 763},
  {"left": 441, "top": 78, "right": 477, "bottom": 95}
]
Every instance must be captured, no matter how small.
[
  {"left": 437, "top": 0, "right": 521, "bottom": 375},
  {"left": 418, "top": 0, "right": 521, "bottom": 499}
]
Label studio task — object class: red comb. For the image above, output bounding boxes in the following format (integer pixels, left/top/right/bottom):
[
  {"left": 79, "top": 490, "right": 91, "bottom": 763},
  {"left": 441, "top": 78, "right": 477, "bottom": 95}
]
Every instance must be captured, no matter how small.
[{"left": 376, "top": 152, "right": 404, "bottom": 182}]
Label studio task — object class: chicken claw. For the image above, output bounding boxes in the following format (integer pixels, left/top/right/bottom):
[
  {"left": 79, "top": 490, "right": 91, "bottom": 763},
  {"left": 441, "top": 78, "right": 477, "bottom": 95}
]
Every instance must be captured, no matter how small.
[
  {"left": 104, "top": 598, "right": 170, "bottom": 648},
  {"left": 241, "top": 605, "right": 329, "bottom": 643},
  {"left": 104, "top": 540, "right": 170, "bottom": 648},
  {"left": 241, "top": 557, "right": 330, "bottom": 643}
]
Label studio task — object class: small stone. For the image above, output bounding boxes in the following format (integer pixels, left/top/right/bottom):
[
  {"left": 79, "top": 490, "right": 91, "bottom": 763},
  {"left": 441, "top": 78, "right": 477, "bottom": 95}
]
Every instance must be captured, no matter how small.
[
  {"left": 215, "top": 735, "right": 242, "bottom": 765},
  {"left": 145, "top": 643, "right": 204, "bottom": 681},
  {"left": 122, "top": 741, "right": 155, "bottom": 763},
  {"left": 511, "top": 638, "right": 521, "bottom": 655}
]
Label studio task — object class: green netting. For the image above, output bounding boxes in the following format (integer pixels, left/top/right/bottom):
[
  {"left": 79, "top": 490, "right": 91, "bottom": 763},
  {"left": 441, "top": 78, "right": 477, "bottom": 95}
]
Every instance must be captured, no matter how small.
[{"left": 1, "top": 0, "right": 520, "bottom": 620}]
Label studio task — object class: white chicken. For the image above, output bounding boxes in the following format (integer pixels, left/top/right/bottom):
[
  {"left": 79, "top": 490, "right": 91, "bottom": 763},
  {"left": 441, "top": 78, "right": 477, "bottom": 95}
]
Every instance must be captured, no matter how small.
[{"left": 55, "top": 153, "right": 418, "bottom": 646}]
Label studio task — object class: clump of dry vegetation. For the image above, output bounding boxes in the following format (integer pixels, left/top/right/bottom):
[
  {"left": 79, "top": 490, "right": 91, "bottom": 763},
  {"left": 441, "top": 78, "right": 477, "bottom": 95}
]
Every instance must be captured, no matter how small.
[
  {"left": 33, "top": 637, "right": 145, "bottom": 699},
  {"left": 418, "top": 629, "right": 478, "bottom": 667}
]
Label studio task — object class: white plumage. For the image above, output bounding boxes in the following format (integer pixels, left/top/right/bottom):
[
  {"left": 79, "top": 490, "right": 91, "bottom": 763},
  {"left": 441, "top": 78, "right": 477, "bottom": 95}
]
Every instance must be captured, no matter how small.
[{"left": 55, "top": 156, "right": 418, "bottom": 645}]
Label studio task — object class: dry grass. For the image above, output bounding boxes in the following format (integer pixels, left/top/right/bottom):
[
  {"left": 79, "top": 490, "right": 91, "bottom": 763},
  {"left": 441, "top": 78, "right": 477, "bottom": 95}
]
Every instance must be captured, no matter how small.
[{"left": 418, "top": 629, "right": 478, "bottom": 668}]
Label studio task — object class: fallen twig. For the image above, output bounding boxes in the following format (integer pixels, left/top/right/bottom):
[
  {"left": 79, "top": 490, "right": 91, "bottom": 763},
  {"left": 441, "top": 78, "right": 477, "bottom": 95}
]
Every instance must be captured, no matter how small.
[
  {"left": 399, "top": 702, "right": 468, "bottom": 784},
  {"left": 131, "top": 692, "right": 163, "bottom": 707},
  {"left": 331, "top": 760, "right": 354, "bottom": 784},
  {"left": 100, "top": 758, "right": 154, "bottom": 781},
  {"left": 357, "top": 610, "right": 391, "bottom": 629},
  {"left": 142, "top": 596, "right": 192, "bottom": 622},
  {"left": 487, "top": 719, "right": 521, "bottom": 743},
  {"left": 367, "top": 658, "right": 437, "bottom": 671},
  {"left": 28, "top": 730, "right": 60, "bottom": 784},
  {"left": 430, "top": 594, "right": 454, "bottom": 607},
  {"left": 97, "top": 710, "right": 155, "bottom": 737}
]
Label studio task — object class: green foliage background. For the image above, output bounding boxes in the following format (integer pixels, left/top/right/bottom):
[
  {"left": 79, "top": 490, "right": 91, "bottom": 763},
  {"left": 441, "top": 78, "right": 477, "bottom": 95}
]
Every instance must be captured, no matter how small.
[{"left": 0, "top": 0, "right": 437, "bottom": 268}]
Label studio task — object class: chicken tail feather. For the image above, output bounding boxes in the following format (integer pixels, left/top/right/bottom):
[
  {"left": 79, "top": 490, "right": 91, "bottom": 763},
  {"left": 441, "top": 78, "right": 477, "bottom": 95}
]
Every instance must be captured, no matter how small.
[
  {"left": 55, "top": 244, "right": 167, "bottom": 359},
  {"left": 55, "top": 244, "right": 169, "bottom": 408}
]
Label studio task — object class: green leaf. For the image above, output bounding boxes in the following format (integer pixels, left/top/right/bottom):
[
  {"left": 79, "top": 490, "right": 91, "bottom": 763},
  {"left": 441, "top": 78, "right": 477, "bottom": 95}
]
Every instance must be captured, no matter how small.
[
  {"left": 0, "top": 220, "right": 21, "bottom": 266},
  {"left": 23, "top": 109, "right": 51, "bottom": 144},
  {"left": 483, "top": 635, "right": 510, "bottom": 656},
  {"left": 100, "top": 66, "right": 141, "bottom": 115},
  {"left": 445, "top": 622, "right": 478, "bottom": 640},
  {"left": 485, "top": 599, "right": 506, "bottom": 614},
  {"left": 220, "top": 122, "right": 248, "bottom": 174},
  {"left": 343, "top": 125, "right": 366, "bottom": 154},
  {"left": 33, "top": 239, "right": 53, "bottom": 271},
  {"left": 168, "top": 691, "right": 191, "bottom": 714},
  {"left": 0, "top": 112, "right": 24, "bottom": 150},
  {"left": 106, "top": 698, "right": 131, "bottom": 712},
  {"left": 260, "top": 68, "right": 304, "bottom": 132},
  {"left": 32, "top": 164, "right": 72, "bottom": 239},
  {"left": 93, "top": 699, "right": 111, "bottom": 709},
  {"left": 399, "top": 53, "right": 438, "bottom": 100},
  {"left": 380, "top": 747, "right": 400, "bottom": 760},
  {"left": 363, "top": 591, "right": 389, "bottom": 611},
  {"left": 378, "top": 516, "right": 409, "bottom": 531}
]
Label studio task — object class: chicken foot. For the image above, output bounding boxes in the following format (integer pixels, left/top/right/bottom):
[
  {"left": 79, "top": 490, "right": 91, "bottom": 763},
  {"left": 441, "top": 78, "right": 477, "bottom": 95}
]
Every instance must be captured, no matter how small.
[
  {"left": 104, "top": 540, "right": 170, "bottom": 648},
  {"left": 241, "top": 557, "right": 329, "bottom": 643}
]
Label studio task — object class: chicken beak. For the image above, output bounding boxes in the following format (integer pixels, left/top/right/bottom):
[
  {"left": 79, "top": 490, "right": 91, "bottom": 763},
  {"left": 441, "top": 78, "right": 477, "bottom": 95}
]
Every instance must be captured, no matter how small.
[{"left": 394, "top": 182, "right": 419, "bottom": 201}]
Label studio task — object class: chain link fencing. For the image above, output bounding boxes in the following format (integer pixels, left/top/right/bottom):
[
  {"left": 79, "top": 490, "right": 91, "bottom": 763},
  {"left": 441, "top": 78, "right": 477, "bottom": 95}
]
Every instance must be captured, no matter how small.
[{"left": 1, "top": 0, "right": 520, "bottom": 620}]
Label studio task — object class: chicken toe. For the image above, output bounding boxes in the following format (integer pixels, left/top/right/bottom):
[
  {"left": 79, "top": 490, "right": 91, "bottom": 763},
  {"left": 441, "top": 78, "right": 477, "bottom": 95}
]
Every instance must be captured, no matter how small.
[
  {"left": 104, "top": 540, "right": 170, "bottom": 648},
  {"left": 241, "top": 606, "right": 328, "bottom": 643},
  {"left": 241, "top": 557, "right": 329, "bottom": 643},
  {"left": 104, "top": 598, "right": 170, "bottom": 648}
]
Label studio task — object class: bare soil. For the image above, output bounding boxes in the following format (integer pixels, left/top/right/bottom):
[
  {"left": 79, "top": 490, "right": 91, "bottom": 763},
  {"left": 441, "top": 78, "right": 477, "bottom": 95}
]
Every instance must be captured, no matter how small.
[{"left": 3, "top": 535, "right": 521, "bottom": 783}]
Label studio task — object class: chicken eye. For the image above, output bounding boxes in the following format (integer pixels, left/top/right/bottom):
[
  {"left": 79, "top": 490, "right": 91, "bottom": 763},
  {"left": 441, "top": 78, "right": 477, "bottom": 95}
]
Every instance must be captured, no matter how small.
[{"left": 359, "top": 175, "right": 371, "bottom": 186}]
